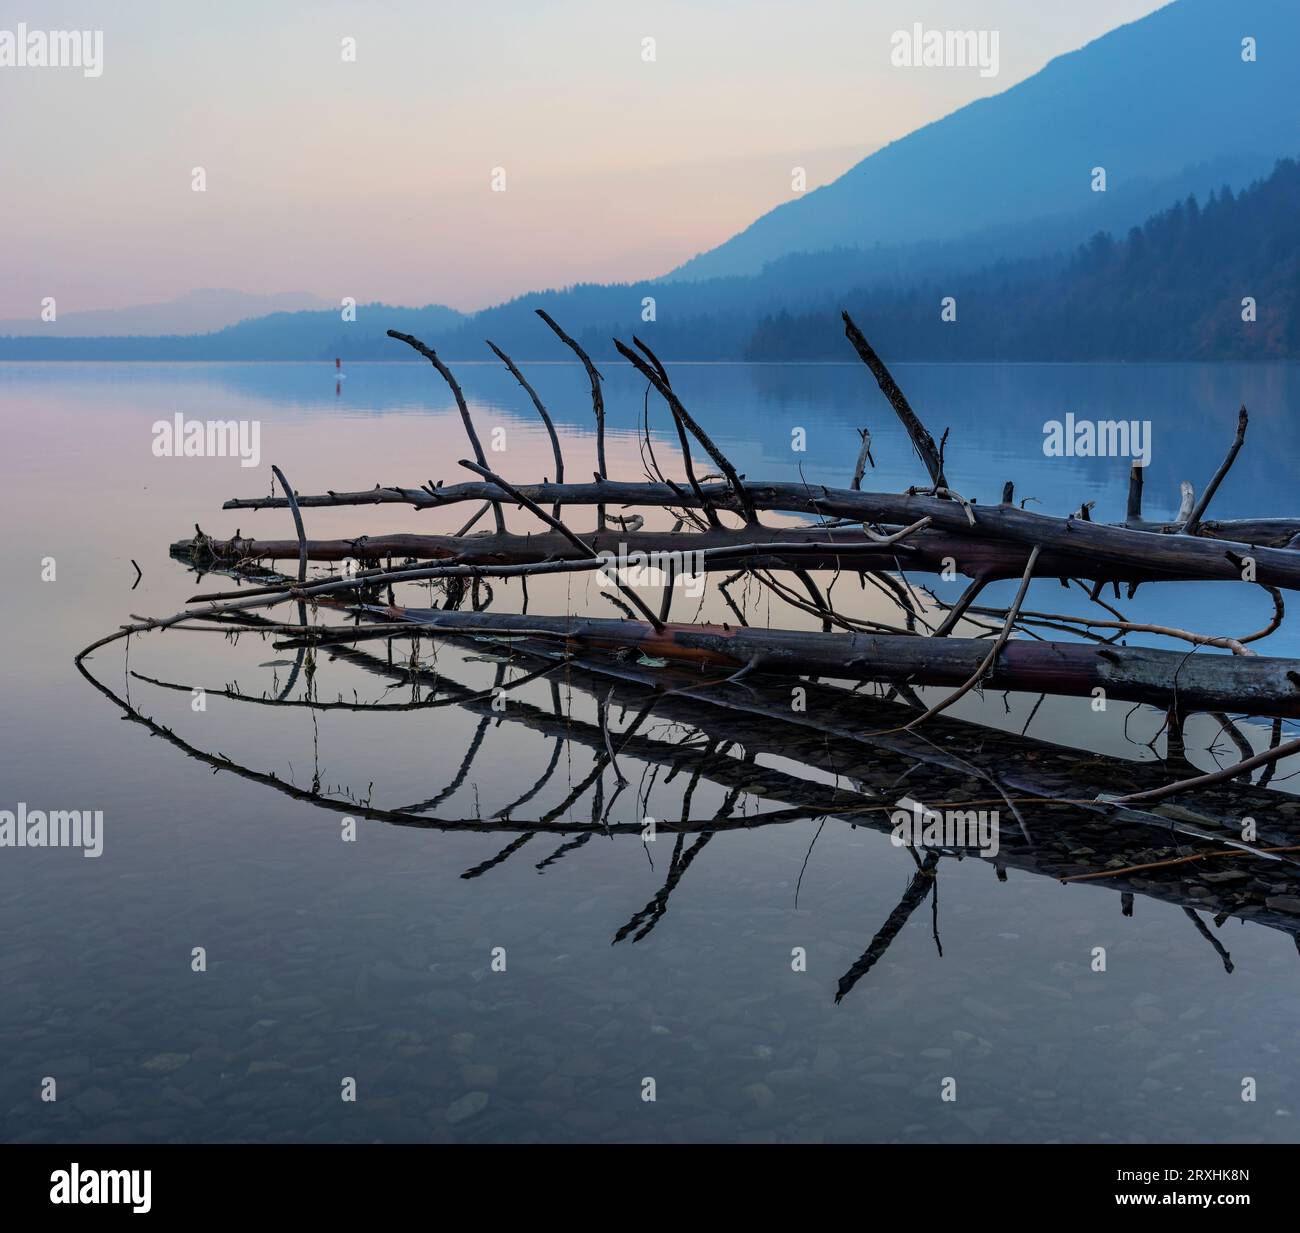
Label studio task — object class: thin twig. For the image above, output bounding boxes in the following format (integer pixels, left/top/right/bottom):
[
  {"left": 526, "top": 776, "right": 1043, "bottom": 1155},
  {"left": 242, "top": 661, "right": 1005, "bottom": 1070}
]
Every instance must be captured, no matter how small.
[
  {"left": 899, "top": 547, "right": 1041, "bottom": 731},
  {"left": 456, "top": 458, "right": 666, "bottom": 631},
  {"left": 1111, "top": 735, "right": 1300, "bottom": 805}
]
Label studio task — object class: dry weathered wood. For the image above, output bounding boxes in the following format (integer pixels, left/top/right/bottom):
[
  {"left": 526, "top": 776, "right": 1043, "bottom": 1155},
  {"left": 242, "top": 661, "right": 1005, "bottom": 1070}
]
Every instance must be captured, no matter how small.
[
  {"left": 456, "top": 458, "right": 666, "bottom": 631},
  {"left": 974, "top": 585, "right": 1284, "bottom": 656},
  {"left": 660, "top": 388, "right": 723, "bottom": 529},
  {"left": 1113, "top": 732, "right": 1300, "bottom": 805},
  {"left": 485, "top": 339, "right": 565, "bottom": 518},
  {"left": 898, "top": 546, "right": 1040, "bottom": 729},
  {"left": 218, "top": 480, "right": 1300, "bottom": 547},
  {"left": 87, "top": 307, "right": 1300, "bottom": 852},
  {"left": 303, "top": 606, "right": 1300, "bottom": 719},
  {"left": 1126, "top": 462, "right": 1144, "bottom": 524},
  {"left": 843, "top": 311, "right": 947, "bottom": 489},
  {"left": 386, "top": 328, "right": 506, "bottom": 534},
  {"left": 535, "top": 309, "right": 606, "bottom": 529},
  {"left": 614, "top": 338, "right": 757, "bottom": 523},
  {"left": 216, "top": 477, "right": 1300, "bottom": 590},
  {"left": 173, "top": 532, "right": 942, "bottom": 624},
  {"left": 1182, "top": 405, "right": 1248, "bottom": 534},
  {"left": 76, "top": 637, "right": 1300, "bottom": 995},
  {"left": 293, "top": 626, "right": 1300, "bottom": 864},
  {"left": 268, "top": 464, "right": 307, "bottom": 584},
  {"left": 173, "top": 524, "right": 937, "bottom": 590},
  {"left": 851, "top": 428, "right": 875, "bottom": 490}
]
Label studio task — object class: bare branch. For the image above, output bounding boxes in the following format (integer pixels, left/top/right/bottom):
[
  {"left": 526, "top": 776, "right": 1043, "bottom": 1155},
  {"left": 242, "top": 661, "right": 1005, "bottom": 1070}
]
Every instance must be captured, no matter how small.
[
  {"left": 456, "top": 458, "right": 666, "bottom": 631},
  {"left": 535, "top": 309, "right": 606, "bottom": 529},
  {"left": 900, "top": 546, "right": 1041, "bottom": 731},
  {"left": 486, "top": 339, "right": 566, "bottom": 519},
  {"left": 387, "top": 328, "right": 506, "bottom": 533},
  {"left": 842, "top": 311, "right": 947, "bottom": 489},
  {"left": 1182, "top": 405, "right": 1248, "bottom": 534}
]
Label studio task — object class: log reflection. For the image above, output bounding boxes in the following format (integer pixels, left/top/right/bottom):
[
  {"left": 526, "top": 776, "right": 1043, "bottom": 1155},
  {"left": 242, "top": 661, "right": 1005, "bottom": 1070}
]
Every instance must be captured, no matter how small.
[{"left": 77, "top": 620, "right": 1300, "bottom": 1003}]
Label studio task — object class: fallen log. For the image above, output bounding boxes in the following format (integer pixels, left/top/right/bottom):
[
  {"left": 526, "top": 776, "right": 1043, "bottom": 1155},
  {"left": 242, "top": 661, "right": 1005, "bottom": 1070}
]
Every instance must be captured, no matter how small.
[
  {"left": 77, "top": 635, "right": 1300, "bottom": 1004},
  {"left": 221, "top": 479, "right": 1300, "bottom": 547},
  {"left": 78, "top": 301, "right": 1300, "bottom": 989},
  {"left": 218, "top": 478, "right": 1300, "bottom": 590},
  {"left": 300, "top": 606, "right": 1300, "bottom": 719},
  {"left": 178, "top": 527, "right": 879, "bottom": 568},
  {"left": 171, "top": 523, "right": 993, "bottom": 578},
  {"left": 89, "top": 624, "right": 1300, "bottom": 958},
  {"left": 174, "top": 519, "right": 1300, "bottom": 595},
  {"left": 331, "top": 624, "right": 1299, "bottom": 844}
]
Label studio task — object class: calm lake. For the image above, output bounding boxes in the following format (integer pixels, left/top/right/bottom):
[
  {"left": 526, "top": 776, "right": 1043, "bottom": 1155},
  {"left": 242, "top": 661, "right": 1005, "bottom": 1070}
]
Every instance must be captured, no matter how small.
[{"left": 2, "top": 358, "right": 1299, "bottom": 1144}]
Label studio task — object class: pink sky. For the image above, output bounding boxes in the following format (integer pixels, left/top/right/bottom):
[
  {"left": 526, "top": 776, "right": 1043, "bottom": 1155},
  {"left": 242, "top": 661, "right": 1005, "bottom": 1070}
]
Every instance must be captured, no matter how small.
[{"left": 0, "top": 0, "right": 1169, "bottom": 317}]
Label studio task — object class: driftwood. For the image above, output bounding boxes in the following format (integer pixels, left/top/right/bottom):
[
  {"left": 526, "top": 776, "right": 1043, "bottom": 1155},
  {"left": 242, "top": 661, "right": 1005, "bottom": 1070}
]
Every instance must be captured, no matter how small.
[
  {"left": 276, "top": 605, "right": 1300, "bottom": 720},
  {"left": 535, "top": 309, "right": 607, "bottom": 529},
  {"left": 77, "top": 309, "right": 1300, "bottom": 834},
  {"left": 221, "top": 482, "right": 1300, "bottom": 547},
  {"left": 215, "top": 482, "right": 1300, "bottom": 587},
  {"left": 171, "top": 520, "right": 1299, "bottom": 589},
  {"left": 75, "top": 622, "right": 1300, "bottom": 1002}
]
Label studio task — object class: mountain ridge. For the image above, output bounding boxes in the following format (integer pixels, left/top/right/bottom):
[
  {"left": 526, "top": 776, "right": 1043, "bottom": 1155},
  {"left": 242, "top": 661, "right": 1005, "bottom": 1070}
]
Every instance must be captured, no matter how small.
[
  {"left": 667, "top": 0, "right": 1299, "bottom": 282},
  {"left": 3, "top": 0, "right": 1296, "bottom": 363},
  {"left": 0, "top": 289, "right": 341, "bottom": 338}
]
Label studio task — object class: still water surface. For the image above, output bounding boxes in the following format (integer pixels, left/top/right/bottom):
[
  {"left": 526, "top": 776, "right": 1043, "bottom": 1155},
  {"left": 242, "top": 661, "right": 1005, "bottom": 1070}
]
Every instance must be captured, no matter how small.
[{"left": 2, "top": 359, "right": 1298, "bottom": 1143}]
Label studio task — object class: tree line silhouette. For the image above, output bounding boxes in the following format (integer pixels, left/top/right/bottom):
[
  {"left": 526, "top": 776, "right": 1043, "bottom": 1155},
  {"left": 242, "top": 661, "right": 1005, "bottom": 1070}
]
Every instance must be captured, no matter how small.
[{"left": 746, "top": 158, "right": 1300, "bottom": 361}]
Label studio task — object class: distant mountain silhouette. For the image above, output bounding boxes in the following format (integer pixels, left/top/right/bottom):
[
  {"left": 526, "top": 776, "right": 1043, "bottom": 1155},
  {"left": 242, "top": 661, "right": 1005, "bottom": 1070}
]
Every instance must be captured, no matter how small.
[
  {"left": 668, "top": 0, "right": 1300, "bottom": 282},
  {"left": 0, "top": 289, "right": 332, "bottom": 337},
  {"left": 0, "top": 302, "right": 465, "bottom": 360},
  {"left": 4, "top": 0, "right": 1297, "bottom": 364},
  {"left": 4, "top": 156, "right": 1297, "bottom": 362}
]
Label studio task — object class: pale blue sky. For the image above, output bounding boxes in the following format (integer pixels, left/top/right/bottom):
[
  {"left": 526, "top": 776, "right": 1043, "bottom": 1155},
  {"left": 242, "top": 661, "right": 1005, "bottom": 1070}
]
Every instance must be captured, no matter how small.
[{"left": 0, "top": 0, "right": 1170, "bottom": 316}]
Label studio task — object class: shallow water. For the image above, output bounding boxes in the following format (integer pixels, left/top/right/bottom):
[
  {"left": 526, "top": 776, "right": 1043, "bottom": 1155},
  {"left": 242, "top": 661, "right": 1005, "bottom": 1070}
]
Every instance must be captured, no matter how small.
[{"left": 2, "top": 359, "right": 1299, "bottom": 1143}]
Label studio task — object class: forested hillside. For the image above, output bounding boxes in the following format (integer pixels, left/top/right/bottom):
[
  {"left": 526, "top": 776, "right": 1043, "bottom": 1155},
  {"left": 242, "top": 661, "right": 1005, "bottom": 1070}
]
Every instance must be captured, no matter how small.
[{"left": 746, "top": 158, "right": 1300, "bottom": 360}]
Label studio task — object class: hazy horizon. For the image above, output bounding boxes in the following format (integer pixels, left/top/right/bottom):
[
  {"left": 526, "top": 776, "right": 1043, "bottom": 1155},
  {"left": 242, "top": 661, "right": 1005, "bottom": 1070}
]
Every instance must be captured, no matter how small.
[{"left": 2, "top": 0, "right": 1169, "bottom": 320}]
